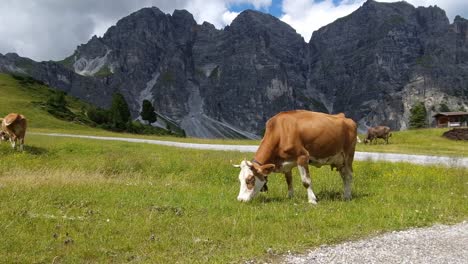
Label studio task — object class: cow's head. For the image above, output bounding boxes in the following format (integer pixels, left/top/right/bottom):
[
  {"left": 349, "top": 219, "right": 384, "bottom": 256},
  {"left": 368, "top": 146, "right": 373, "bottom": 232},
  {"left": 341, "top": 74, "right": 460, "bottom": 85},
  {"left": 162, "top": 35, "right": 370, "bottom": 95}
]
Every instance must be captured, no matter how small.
[
  {"left": 233, "top": 159, "right": 275, "bottom": 202},
  {"left": 0, "top": 131, "right": 8, "bottom": 141}
]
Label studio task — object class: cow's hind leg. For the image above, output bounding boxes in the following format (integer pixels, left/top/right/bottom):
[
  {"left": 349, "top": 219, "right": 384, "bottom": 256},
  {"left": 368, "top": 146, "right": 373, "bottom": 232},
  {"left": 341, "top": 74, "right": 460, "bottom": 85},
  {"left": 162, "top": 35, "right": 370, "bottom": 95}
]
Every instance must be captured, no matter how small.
[
  {"left": 9, "top": 137, "right": 16, "bottom": 149},
  {"left": 19, "top": 138, "right": 24, "bottom": 151},
  {"left": 297, "top": 155, "right": 317, "bottom": 204},
  {"left": 339, "top": 165, "right": 353, "bottom": 201},
  {"left": 284, "top": 171, "right": 294, "bottom": 198}
]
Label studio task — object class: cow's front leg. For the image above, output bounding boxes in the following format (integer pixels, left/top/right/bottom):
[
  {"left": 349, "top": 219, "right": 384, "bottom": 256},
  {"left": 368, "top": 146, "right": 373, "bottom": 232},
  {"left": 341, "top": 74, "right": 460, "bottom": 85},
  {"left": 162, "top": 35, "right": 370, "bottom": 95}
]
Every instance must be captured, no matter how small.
[
  {"left": 297, "top": 155, "right": 317, "bottom": 204},
  {"left": 284, "top": 171, "right": 294, "bottom": 198}
]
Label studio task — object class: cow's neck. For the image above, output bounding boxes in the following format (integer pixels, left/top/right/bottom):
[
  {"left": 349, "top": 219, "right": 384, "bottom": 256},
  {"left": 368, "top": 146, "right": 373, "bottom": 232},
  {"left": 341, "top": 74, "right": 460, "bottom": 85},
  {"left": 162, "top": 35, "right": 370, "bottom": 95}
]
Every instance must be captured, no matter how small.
[{"left": 253, "top": 140, "right": 277, "bottom": 165}]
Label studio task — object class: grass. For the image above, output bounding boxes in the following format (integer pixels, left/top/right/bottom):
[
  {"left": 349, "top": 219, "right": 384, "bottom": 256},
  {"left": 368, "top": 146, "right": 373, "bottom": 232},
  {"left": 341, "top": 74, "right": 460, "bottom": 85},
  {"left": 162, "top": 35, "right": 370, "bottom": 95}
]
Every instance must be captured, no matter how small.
[
  {"left": 93, "top": 66, "right": 113, "bottom": 78},
  {"left": 357, "top": 128, "right": 468, "bottom": 157},
  {"left": 0, "top": 135, "right": 467, "bottom": 263}
]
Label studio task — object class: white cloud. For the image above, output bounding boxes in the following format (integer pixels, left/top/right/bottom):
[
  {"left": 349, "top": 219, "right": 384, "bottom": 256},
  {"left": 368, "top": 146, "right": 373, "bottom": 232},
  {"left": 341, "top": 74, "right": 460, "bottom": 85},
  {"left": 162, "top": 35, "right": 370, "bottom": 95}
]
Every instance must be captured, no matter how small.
[
  {"left": 280, "top": 0, "right": 468, "bottom": 43},
  {"left": 223, "top": 11, "right": 241, "bottom": 25},
  {"left": 1, "top": 0, "right": 466, "bottom": 61},
  {"left": 280, "top": 0, "right": 366, "bottom": 42},
  {"left": 0, "top": 0, "right": 272, "bottom": 61}
]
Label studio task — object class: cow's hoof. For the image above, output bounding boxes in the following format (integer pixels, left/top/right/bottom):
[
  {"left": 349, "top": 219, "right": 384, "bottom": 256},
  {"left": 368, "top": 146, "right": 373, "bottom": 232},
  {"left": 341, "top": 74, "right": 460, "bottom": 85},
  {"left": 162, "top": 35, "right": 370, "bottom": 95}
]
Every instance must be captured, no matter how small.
[
  {"left": 287, "top": 191, "right": 294, "bottom": 198},
  {"left": 308, "top": 199, "right": 317, "bottom": 205}
]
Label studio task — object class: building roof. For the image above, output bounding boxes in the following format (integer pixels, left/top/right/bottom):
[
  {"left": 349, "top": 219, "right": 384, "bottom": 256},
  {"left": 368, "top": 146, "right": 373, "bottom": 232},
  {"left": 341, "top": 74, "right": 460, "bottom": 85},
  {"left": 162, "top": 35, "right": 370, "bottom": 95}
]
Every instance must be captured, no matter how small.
[{"left": 433, "top": 112, "right": 468, "bottom": 117}]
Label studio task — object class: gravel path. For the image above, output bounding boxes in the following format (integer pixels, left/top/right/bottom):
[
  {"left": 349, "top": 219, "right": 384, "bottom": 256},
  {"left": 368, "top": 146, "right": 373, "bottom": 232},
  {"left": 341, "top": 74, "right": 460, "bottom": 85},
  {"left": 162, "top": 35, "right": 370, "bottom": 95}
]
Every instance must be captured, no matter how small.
[
  {"left": 32, "top": 133, "right": 468, "bottom": 168},
  {"left": 283, "top": 221, "right": 468, "bottom": 264}
]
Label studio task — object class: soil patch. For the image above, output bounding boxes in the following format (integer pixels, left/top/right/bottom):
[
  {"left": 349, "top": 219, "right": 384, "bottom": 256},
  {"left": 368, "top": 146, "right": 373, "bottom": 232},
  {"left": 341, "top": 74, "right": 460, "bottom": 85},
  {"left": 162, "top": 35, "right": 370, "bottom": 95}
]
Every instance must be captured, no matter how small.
[{"left": 442, "top": 128, "right": 468, "bottom": 140}]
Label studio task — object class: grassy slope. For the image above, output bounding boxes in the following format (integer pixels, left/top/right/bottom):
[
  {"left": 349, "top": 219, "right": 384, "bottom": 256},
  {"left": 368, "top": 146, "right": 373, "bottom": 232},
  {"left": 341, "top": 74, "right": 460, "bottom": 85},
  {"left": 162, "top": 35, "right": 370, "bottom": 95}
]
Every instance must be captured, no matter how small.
[
  {"left": 0, "top": 73, "right": 255, "bottom": 145},
  {"left": 0, "top": 74, "right": 97, "bottom": 132},
  {"left": 0, "top": 135, "right": 466, "bottom": 263}
]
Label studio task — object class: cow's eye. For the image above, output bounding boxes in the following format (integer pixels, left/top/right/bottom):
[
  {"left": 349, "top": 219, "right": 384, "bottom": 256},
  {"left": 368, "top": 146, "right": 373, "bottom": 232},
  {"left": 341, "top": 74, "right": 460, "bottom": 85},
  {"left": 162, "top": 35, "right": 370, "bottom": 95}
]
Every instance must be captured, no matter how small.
[{"left": 246, "top": 175, "right": 255, "bottom": 189}]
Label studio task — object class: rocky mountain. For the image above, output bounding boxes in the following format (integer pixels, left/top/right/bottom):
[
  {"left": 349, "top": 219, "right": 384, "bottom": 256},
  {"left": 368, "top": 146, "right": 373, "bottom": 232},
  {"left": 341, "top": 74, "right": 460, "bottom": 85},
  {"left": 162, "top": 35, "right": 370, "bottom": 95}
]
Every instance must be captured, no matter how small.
[
  {"left": 1, "top": 0, "right": 467, "bottom": 138},
  {"left": 307, "top": 0, "right": 468, "bottom": 129}
]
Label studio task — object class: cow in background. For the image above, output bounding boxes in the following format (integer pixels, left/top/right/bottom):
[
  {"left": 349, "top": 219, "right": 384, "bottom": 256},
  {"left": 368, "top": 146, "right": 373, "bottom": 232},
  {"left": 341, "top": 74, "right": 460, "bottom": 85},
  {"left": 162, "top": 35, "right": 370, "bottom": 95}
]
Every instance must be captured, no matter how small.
[
  {"left": 1, "top": 113, "right": 27, "bottom": 151},
  {"left": 234, "top": 110, "right": 357, "bottom": 204},
  {"left": 364, "top": 126, "right": 391, "bottom": 144}
]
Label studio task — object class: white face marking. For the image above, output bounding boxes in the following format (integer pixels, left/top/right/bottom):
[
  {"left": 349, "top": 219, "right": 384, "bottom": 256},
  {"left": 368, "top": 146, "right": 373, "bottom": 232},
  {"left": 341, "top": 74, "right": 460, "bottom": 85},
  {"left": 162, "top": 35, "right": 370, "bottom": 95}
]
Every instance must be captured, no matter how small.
[{"left": 237, "top": 160, "right": 265, "bottom": 202}]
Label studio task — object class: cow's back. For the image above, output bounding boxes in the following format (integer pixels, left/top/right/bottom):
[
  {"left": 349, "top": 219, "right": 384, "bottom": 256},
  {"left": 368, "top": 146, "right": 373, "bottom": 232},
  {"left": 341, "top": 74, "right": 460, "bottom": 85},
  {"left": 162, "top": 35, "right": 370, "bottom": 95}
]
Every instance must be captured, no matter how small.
[
  {"left": 268, "top": 110, "right": 357, "bottom": 160},
  {"left": 2, "top": 113, "right": 27, "bottom": 138}
]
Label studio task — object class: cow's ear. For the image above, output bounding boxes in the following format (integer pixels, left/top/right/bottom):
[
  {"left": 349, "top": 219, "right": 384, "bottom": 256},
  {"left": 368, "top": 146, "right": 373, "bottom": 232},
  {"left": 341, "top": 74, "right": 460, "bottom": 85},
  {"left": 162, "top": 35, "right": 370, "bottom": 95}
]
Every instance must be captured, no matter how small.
[{"left": 258, "top": 164, "right": 275, "bottom": 175}]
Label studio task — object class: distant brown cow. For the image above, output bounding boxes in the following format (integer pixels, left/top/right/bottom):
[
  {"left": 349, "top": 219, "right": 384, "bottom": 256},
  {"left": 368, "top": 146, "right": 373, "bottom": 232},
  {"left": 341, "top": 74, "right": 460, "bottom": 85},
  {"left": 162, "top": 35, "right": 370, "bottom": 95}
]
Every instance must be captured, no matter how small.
[
  {"left": 364, "top": 126, "right": 391, "bottom": 144},
  {"left": 0, "top": 113, "right": 27, "bottom": 151}
]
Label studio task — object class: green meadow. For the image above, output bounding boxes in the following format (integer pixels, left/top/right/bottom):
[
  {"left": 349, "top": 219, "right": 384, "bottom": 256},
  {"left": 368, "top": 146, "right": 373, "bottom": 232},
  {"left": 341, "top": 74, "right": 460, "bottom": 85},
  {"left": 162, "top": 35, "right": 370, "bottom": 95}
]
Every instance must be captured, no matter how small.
[
  {"left": 0, "top": 73, "right": 467, "bottom": 262},
  {"left": 0, "top": 136, "right": 467, "bottom": 263}
]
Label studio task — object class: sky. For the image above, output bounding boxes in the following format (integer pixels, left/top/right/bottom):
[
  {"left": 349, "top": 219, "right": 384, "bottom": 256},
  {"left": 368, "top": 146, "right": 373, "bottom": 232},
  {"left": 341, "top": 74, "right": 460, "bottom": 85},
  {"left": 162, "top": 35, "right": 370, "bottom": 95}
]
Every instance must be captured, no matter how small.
[{"left": 0, "top": 0, "right": 467, "bottom": 62}]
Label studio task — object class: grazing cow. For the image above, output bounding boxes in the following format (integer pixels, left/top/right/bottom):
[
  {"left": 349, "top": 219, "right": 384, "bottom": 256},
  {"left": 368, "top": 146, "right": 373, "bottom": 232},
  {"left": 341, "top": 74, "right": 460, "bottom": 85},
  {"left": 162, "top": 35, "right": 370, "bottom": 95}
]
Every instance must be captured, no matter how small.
[
  {"left": 1, "top": 113, "right": 27, "bottom": 151},
  {"left": 364, "top": 126, "right": 391, "bottom": 144},
  {"left": 234, "top": 110, "right": 357, "bottom": 204}
]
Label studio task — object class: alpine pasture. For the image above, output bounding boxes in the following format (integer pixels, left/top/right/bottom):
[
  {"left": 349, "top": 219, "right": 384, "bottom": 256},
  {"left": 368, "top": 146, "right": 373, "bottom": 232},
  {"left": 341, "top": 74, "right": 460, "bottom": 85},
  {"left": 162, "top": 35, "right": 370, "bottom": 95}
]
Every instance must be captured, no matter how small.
[{"left": 0, "top": 74, "right": 467, "bottom": 263}]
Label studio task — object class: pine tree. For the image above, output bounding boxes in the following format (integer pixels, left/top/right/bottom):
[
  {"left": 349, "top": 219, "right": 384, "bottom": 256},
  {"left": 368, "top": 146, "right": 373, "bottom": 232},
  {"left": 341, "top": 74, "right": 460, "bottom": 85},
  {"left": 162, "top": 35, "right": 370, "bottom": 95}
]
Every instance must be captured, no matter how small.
[
  {"left": 438, "top": 103, "right": 450, "bottom": 112},
  {"left": 409, "top": 102, "right": 427, "bottom": 129},
  {"left": 140, "top": 100, "right": 157, "bottom": 125},
  {"left": 110, "top": 93, "right": 131, "bottom": 130}
]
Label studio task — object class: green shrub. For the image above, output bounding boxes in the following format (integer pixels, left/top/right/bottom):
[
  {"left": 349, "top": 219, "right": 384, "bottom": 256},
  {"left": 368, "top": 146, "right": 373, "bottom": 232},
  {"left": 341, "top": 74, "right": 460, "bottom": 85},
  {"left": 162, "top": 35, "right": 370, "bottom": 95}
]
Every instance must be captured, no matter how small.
[
  {"left": 87, "top": 107, "right": 110, "bottom": 125},
  {"left": 409, "top": 102, "right": 427, "bottom": 129},
  {"left": 140, "top": 100, "right": 157, "bottom": 124},
  {"left": 46, "top": 91, "right": 67, "bottom": 109},
  {"left": 439, "top": 103, "right": 451, "bottom": 112},
  {"left": 94, "top": 66, "right": 112, "bottom": 77},
  {"left": 109, "top": 93, "right": 131, "bottom": 131}
]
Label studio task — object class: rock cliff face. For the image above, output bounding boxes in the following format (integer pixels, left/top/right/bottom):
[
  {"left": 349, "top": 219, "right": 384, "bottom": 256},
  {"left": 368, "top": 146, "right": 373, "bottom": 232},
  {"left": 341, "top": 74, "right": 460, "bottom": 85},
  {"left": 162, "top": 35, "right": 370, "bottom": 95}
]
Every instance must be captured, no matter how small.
[
  {"left": 307, "top": 0, "right": 468, "bottom": 129},
  {"left": 1, "top": 0, "right": 467, "bottom": 137}
]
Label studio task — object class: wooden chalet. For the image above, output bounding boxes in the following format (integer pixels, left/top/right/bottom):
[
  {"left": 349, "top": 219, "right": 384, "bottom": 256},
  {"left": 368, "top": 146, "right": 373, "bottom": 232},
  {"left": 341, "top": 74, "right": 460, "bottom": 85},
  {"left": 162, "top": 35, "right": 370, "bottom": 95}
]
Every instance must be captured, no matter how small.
[{"left": 433, "top": 112, "right": 468, "bottom": 128}]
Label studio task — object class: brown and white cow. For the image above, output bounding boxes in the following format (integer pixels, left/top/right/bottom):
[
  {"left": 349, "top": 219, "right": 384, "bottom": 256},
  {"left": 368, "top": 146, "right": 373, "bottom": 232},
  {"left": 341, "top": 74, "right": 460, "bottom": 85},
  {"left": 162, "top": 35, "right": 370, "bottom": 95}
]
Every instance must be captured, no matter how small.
[
  {"left": 234, "top": 110, "right": 357, "bottom": 204},
  {"left": 364, "top": 126, "right": 391, "bottom": 144},
  {"left": 1, "top": 113, "right": 27, "bottom": 151}
]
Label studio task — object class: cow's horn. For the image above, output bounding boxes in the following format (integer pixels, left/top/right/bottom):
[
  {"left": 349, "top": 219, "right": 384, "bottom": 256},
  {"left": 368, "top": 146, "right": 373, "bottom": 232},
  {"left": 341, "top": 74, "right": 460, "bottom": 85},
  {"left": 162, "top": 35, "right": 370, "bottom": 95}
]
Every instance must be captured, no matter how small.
[{"left": 231, "top": 160, "right": 241, "bottom": 168}]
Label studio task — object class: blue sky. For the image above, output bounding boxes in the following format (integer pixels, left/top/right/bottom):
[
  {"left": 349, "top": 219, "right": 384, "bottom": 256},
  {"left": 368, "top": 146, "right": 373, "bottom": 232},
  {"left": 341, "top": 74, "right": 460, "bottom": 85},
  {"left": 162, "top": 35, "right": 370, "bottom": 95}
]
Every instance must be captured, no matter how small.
[
  {"left": 0, "top": 0, "right": 467, "bottom": 61},
  {"left": 229, "top": 0, "right": 283, "bottom": 17}
]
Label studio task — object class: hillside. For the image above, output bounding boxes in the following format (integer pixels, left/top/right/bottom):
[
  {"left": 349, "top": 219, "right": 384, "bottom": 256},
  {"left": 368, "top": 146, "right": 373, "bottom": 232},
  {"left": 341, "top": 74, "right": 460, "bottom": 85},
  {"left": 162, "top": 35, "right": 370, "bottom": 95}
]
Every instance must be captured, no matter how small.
[
  {"left": 0, "top": 74, "right": 176, "bottom": 137},
  {"left": 0, "top": 0, "right": 467, "bottom": 138},
  {"left": 0, "top": 73, "right": 97, "bottom": 131}
]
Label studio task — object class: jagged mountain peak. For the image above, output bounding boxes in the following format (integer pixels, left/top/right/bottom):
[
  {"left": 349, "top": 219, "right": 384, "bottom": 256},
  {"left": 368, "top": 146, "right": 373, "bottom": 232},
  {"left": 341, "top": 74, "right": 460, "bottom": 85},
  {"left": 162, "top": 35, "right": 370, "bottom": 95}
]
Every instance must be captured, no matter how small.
[
  {"left": 454, "top": 15, "right": 468, "bottom": 23},
  {"left": 172, "top": 9, "right": 194, "bottom": 20},
  {"left": 230, "top": 8, "right": 299, "bottom": 36},
  {"left": 1, "top": 3, "right": 467, "bottom": 138}
]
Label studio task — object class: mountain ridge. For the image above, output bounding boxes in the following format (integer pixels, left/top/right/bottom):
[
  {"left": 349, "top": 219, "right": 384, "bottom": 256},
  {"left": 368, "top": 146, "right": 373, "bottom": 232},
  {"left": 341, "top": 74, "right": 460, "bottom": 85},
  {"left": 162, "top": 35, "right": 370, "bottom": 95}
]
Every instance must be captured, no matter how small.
[{"left": 1, "top": 0, "right": 467, "bottom": 138}]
